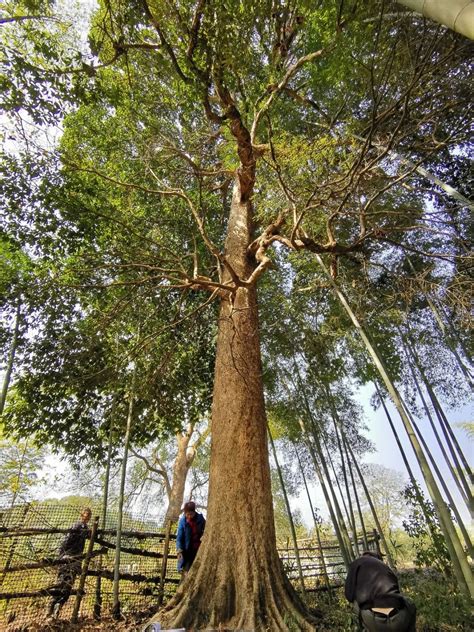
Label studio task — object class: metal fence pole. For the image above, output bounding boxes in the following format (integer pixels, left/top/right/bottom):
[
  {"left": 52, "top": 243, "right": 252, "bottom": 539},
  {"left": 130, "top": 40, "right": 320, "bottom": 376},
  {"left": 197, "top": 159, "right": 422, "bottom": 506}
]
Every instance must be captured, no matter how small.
[{"left": 71, "top": 516, "right": 99, "bottom": 623}]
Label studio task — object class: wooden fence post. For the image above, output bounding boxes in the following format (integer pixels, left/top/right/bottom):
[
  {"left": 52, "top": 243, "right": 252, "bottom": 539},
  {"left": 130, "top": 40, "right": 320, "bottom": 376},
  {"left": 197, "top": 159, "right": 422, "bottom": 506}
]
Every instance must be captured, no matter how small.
[
  {"left": 71, "top": 516, "right": 99, "bottom": 623},
  {"left": 158, "top": 520, "right": 172, "bottom": 606}
]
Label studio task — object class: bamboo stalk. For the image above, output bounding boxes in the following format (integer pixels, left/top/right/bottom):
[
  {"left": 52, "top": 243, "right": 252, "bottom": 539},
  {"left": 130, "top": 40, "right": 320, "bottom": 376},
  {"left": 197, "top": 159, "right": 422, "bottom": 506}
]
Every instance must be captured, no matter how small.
[
  {"left": 269, "top": 428, "right": 307, "bottom": 595},
  {"left": 95, "top": 398, "right": 116, "bottom": 620},
  {"left": 0, "top": 298, "right": 21, "bottom": 415},
  {"left": 112, "top": 362, "right": 137, "bottom": 620},
  {"left": 294, "top": 448, "right": 332, "bottom": 594},
  {"left": 315, "top": 253, "right": 473, "bottom": 598},
  {"left": 401, "top": 331, "right": 472, "bottom": 509}
]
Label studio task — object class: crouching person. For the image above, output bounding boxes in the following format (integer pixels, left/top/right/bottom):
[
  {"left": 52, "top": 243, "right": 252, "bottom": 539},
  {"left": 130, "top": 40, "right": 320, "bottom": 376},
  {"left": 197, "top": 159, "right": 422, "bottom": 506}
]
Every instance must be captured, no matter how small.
[
  {"left": 345, "top": 551, "right": 416, "bottom": 631},
  {"left": 176, "top": 501, "right": 205, "bottom": 574}
]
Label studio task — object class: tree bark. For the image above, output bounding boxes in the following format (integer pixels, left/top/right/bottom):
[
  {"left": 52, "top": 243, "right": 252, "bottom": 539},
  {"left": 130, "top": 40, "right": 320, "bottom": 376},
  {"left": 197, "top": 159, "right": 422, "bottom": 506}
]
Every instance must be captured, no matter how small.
[
  {"left": 396, "top": 0, "right": 474, "bottom": 40},
  {"left": 155, "top": 178, "right": 315, "bottom": 630}
]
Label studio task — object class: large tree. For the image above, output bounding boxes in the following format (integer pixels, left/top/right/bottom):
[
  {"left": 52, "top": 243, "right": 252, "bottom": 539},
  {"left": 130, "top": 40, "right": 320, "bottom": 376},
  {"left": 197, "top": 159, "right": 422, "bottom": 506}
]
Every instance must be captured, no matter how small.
[{"left": 2, "top": 1, "right": 473, "bottom": 627}]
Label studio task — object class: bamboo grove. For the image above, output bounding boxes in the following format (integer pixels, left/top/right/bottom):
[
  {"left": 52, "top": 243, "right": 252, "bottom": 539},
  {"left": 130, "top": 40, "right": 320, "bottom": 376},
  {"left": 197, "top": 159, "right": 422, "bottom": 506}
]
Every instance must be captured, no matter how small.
[{"left": 0, "top": 1, "right": 472, "bottom": 629}]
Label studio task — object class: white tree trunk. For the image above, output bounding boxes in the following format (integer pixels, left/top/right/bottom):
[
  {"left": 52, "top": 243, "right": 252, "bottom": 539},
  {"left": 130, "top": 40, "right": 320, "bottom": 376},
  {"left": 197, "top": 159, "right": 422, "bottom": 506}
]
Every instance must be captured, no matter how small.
[{"left": 397, "top": 0, "right": 474, "bottom": 40}]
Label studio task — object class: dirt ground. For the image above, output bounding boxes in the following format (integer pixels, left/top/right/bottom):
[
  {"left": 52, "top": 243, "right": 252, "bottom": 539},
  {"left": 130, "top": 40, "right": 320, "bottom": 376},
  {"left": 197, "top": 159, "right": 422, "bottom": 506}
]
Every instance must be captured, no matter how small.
[{"left": 5, "top": 613, "right": 148, "bottom": 632}]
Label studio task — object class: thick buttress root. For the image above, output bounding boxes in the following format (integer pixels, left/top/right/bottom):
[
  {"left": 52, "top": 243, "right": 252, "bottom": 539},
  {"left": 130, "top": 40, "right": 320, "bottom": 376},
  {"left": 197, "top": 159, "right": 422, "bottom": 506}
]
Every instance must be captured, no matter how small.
[{"left": 145, "top": 548, "right": 318, "bottom": 631}]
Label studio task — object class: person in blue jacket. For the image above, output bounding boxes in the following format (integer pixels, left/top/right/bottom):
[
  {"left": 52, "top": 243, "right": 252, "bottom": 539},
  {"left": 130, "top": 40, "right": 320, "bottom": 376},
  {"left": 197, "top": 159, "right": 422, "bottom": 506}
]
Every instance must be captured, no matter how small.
[{"left": 176, "top": 501, "right": 205, "bottom": 573}]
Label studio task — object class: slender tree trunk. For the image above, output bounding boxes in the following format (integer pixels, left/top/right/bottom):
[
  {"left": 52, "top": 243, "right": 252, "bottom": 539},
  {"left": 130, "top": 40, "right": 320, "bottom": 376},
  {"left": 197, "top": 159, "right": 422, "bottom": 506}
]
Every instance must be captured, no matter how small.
[
  {"left": 427, "top": 384, "right": 474, "bottom": 485},
  {"left": 374, "top": 383, "right": 422, "bottom": 499},
  {"left": 94, "top": 402, "right": 116, "bottom": 619},
  {"left": 396, "top": 0, "right": 474, "bottom": 40},
  {"left": 0, "top": 299, "right": 21, "bottom": 416},
  {"left": 309, "top": 423, "right": 355, "bottom": 563},
  {"left": 268, "top": 429, "right": 306, "bottom": 594},
  {"left": 330, "top": 421, "right": 360, "bottom": 554},
  {"left": 291, "top": 364, "right": 355, "bottom": 562},
  {"left": 323, "top": 439, "right": 359, "bottom": 554},
  {"left": 343, "top": 438, "right": 369, "bottom": 551},
  {"left": 405, "top": 329, "right": 473, "bottom": 488},
  {"left": 112, "top": 364, "right": 137, "bottom": 619},
  {"left": 157, "top": 177, "right": 315, "bottom": 631},
  {"left": 401, "top": 332, "right": 472, "bottom": 510},
  {"left": 402, "top": 401, "right": 473, "bottom": 557},
  {"left": 373, "top": 382, "right": 456, "bottom": 557},
  {"left": 315, "top": 254, "right": 473, "bottom": 598},
  {"left": 299, "top": 419, "right": 352, "bottom": 570},
  {"left": 324, "top": 386, "right": 364, "bottom": 552},
  {"left": 436, "top": 301, "right": 472, "bottom": 365},
  {"left": 343, "top": 437, "right": 396, "bottom": 569},
  {"left": 294, "top": 448, "right": 332, "bottom": 593},
  {"left": 163, "top": 426, "right": 195, "bottom": 524}
]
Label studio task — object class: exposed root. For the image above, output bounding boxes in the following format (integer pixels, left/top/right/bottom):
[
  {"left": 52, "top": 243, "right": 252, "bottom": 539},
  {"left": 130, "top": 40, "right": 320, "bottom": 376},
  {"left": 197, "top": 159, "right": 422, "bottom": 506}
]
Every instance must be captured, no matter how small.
[{"left": 145, "top": 555, "right": 318, "bottom": 631}]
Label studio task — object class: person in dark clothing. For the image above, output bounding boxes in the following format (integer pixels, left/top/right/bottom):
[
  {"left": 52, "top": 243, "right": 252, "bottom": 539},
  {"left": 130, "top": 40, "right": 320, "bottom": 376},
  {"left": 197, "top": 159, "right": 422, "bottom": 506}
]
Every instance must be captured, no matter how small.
[
  {"left": 345, "top": 551, "right": 416, "bottom": 631},
  {"left": 176, "top": 501, "right": 205, "bottom": 573},
  {"left": 47, "top": 507, "right": 92, "bottom": 618}
]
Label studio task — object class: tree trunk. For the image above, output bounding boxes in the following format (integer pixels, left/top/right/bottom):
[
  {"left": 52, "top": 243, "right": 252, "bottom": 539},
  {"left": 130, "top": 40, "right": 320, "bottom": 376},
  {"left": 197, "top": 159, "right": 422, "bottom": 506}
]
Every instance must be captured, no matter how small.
[
  {"left": 307, "top": 421, "right": 354, "bottom": 564},
  {"left": 163, "top": 426, "right": 195, "bottom": 524},
  {"left": 396, "top": 0, "right": 474, "bottom": 40},
  {"left": 94, "top": 401, "right": 116, "bottom": 620},
  {"left": 327, "top": 399, "right": 361, "bottom": 554},
  {"left": 402, "top": 401, "right": 473, "bottom": 557},
  {"left": 315, "top": 254, "right": 473, "bottom": 598},
  {"left": 436, "top": 301, "right": 472, "bottom": 365},
  {"left": 156, "top": 178, "right": 315, "bottom": 631},
  {"left": 291, "top": 365, "right": 355, "bottom": 563},
  {"left": 0, "top": 299, "right": 21, "bottom": 416},
  {"left": 343, "top": 438, "right": 369, "bottom": 552},
  {"left": 112, "top": 364, "right": 137, "bottom": 619},
  {"left": 406, "top": 258, "right": 473, "bottom": 388}
]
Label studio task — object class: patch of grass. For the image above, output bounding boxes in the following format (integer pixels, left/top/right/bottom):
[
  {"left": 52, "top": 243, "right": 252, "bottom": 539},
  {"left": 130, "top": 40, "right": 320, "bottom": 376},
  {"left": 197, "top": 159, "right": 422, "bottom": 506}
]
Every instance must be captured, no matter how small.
[
  {"left": 400, "top": 569, "right": 472, "bottom": 631},
  {"left": 304, "top": 589, "right": 358, "bottom": 631},
  {"left": 303, "top": 569, "right": 472, "bottom": 631}
]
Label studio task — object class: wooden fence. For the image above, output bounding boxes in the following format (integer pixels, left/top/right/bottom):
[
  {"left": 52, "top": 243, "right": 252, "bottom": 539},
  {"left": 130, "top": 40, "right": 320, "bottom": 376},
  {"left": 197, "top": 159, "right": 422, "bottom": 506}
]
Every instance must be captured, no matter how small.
[{"left": 0, "top": 503, "right": 381, "bottom": 627}]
